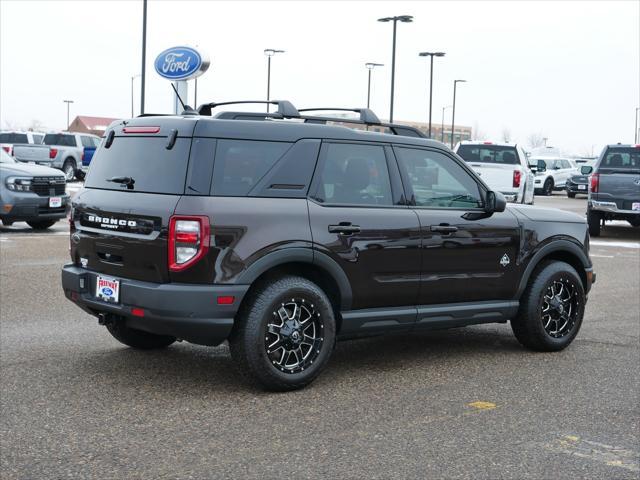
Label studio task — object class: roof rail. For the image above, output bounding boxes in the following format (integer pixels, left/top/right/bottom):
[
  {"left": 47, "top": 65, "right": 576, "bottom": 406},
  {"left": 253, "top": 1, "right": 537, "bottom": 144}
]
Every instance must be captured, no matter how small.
[
  {"left": 297, "top": 108, "right": 381, "bottom": 125},
  {"left": 197, "top": 100, "right": 299, "bottom": 117}
]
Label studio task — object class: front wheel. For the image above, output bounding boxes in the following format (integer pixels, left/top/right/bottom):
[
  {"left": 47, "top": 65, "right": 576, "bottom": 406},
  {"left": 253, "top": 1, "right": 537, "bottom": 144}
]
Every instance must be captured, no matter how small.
[
  {"left": 511, "top": 261, "right": 585, "bottom": 351},
  {"left": 628, "top": 218, "right": 640, "bottom": 227},
  {"left": 229, "top": 276, "right": 336, "bottom": 391},
  {"left": 27, "top": 220, "right": 56, "bottom": 230},
  {"left": 543, "top": 178, "right": 554, "bottom": 196},
  {"left": 567, "top": 191, "right": 576, "bottom": 198}
]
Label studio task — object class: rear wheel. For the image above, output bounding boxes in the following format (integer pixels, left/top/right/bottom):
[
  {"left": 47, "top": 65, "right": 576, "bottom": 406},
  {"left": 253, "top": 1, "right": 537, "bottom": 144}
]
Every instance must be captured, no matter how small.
[
  {"left": 587, "top": 210, "right": 602, "bottom": 237},
  {"left": 229, "top": 276, "right": 336, "bottom": 391},
  {"left": 628, "top": 218, "right": 640, "bottom": 227},
  {"left": 27, "top": 220, "right": 56, "bottom": 230},
  {"left": 62, "top": 158, "right": 76, "bottom": 181},
  {"left": 106, "top": 321, "right": 176, "bottom": 349},
  {"left": 511, "top": 261, "right": 585, "bottom": 351},
  {"left": 543, "top": 178, "right": 554, "bottom": 196}
]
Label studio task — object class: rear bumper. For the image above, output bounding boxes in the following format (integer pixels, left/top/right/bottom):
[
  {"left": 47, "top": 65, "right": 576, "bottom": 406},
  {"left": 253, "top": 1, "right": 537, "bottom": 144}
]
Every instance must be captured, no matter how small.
[
  {"left": 566, "top": 182, "right": 588, "bottom": 193},
  {"left": 589, "top": 200, "right": 640, "bottom": 216},
  {"left": 61, "top": 264, "right": 249, "bottom": 346}
]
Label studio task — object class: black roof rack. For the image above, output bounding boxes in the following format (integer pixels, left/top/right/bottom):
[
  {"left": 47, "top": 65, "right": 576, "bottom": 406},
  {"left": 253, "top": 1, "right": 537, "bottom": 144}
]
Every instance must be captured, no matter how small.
[
  {"left": 197, "top": 100, "right": 299, "bottom": 117},
  {"left": 297, "top": 108, "right": 381, "bottom": 125}
]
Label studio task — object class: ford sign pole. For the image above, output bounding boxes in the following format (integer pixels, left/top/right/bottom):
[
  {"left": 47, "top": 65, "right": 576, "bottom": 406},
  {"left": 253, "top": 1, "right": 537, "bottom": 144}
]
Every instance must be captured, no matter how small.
[
  {"left": 141, "top": 0, "right": 147, "bottom": 115},
  {"left": 154, "top": 46, "right": 210, "bottom": 114}
]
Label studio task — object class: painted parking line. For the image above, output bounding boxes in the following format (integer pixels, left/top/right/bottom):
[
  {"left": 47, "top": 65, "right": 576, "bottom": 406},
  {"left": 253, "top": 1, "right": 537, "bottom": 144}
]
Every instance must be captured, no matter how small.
[
  {"left": 547, "top": 434, "right": 639, "bottom": 473},
  {"left": 590, "top": 240, "right": 640, "bottom": 249}
]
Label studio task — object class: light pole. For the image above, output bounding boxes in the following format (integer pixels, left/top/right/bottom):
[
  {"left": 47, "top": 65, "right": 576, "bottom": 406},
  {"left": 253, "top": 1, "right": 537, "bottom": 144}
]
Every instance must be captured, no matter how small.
[
  {"left": 378, "top": 15, "right": 413, "bottom": 123},
  {"left": 264, "top": 48, "right": 285, "bottom": 112},
  {"left": 63, "top": 99, "right": 74, "bottom": 131},
  {"left": 365, "top": 63, "right": 384, "bottom": 109},
  {"left": 441, "top": 105, "right": 452, "bottom": 143},
  {"left": 140, "top": 0, "right": 147, "bottom": 115},
  {"left": 419, "top": 51, "right": 445, "bottom": 139},
  {"left": 451, "top": 79, "right": 466, "bottom": 148},
  {"left": 635, "top": 107, "right": 639, "bottom": 144},
  {"left": 131, "top": 74, "right": 140, "bottom": 117}
]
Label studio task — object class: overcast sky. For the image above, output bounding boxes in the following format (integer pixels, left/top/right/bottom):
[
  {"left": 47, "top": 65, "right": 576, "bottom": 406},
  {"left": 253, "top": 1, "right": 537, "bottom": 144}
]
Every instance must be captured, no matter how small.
[{"left": 1, "top": 0, "right": 638, "bottom": 154}]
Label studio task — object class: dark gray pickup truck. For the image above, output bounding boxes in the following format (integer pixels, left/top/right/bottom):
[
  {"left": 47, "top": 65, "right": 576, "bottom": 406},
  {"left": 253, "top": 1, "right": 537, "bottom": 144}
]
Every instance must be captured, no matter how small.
[{"left": 585, "top": 144, "right": 640, "bottom": 236}]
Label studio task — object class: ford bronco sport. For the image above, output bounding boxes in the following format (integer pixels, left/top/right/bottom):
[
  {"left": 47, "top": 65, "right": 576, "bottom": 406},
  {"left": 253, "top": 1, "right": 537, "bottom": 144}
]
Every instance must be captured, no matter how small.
[{"left": 61, "top": 101, "right": 595, "bottom": 391}]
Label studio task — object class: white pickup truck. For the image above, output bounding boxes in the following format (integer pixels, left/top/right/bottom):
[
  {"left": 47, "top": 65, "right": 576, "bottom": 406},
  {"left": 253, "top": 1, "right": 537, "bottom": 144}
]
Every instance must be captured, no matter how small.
[
  {"left": 12, "top": 132, "right": 101, "bottom": 181},
  {"left": 454, "top": 141, "right": 535, "bottom": 204}
]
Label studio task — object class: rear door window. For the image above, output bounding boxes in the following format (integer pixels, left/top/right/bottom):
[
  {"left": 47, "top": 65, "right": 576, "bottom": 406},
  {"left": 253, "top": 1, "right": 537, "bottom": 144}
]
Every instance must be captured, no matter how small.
[
  {"left": 210, "top": 140, "right": 291, "bottom": 196},
  {"left": 457, "top": 145, "right": 519, "bottom": 165},
  {"left": 43, "top": 134, "right": 76, "bottom": 147},
  {"left": 84, "top": 137, "right": 191, "bottom": 194}
]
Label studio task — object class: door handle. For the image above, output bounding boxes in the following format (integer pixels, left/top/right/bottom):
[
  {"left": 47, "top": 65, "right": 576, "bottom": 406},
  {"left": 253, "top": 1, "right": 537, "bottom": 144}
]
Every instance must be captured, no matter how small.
[
  {"left": 430, "top": 225, "right": 458, "bottom": 233},
  {"left": 328, "top": 223, "right": 361, "bottom": 235}
]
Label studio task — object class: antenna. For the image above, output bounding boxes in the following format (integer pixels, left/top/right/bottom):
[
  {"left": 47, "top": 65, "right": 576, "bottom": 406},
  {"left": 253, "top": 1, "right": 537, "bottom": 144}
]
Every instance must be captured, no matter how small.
[{"left": 171, "top": 83, "right": 186, "bottom": 110}]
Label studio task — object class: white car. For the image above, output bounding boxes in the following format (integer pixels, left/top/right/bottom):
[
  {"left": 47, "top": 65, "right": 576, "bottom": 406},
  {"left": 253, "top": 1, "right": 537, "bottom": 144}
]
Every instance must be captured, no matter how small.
[
  {"left": 454, "top": 141, "right": 535, "bottom": 204},
  {"left": 0, "top": 130, "right": 45, "bottom": 157},
  {"left": 529, "top": 157, "right": 578, "bottom": 196}
]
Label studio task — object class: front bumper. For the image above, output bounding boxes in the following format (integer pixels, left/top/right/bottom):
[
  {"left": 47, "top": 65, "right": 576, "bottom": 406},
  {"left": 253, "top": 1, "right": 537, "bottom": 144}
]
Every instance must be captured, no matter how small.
[
  {"left": 566, "top": 182, "right": 588, "bottom": 194},
  {"left": 61, "top": 264, "right": 250, "bottom": 346},
  {"left": 1, "top": 193, "right": 69, "bottom": 221}
]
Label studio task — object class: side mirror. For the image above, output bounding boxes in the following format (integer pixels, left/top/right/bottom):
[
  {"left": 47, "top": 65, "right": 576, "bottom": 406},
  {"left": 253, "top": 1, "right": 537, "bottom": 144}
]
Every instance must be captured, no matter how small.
[
  {"left": 485, "top": 190, "right": 507, "bottom": 213},
  {"left": 580, "top": 165, "right": 593, "bottom": 175},
  {"left": 75, "top": 169, "right": 86, "bottom": 181},
  {"left": 536, "top": 160, "right": 547, "bottom": 173}
]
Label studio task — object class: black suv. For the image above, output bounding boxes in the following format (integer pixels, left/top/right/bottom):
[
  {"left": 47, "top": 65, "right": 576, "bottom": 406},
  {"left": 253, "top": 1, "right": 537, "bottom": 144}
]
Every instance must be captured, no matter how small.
[{"left": 61, "top": 101, "right": 595, "bottom": 391}]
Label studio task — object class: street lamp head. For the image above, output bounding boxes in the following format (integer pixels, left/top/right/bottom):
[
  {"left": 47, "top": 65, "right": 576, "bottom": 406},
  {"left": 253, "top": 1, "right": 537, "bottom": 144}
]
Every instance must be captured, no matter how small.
[
  {"left": 419, "top": 51, "right": 446, "bottom": 58},
  {"left": 434, "top": 52, "right": 446, "bottom": 57},
  {"left": 63, "top": 99, "right": 74, "bottom": 104},
  {"left": 455, "top": 79, "right": 467, "bottom": 83},
  {"left": 264, "top": 49, "right": 285, "bottom": 56},
  {"left": 365, "top": 62, "right": 384, "bottom": 69},
  {"left": 378, "top": 15, "right": 413, "bottom": 23}
]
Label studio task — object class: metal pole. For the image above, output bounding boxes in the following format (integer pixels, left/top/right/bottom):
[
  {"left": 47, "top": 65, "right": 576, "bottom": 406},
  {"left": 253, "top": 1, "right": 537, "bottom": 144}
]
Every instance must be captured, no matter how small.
[
  {"left": 441, "top": 106, "right": 445, "bottom": 143},
  {"left": 451, "top": 82, "right": 457, "bottom": 148},
  {"left": 266, "top": 55, "right": 271, "bottom": 113},
  {"left": 635, "top": 107, "right": 639, "bottom": 144},
  {"left": 140, "top": 0, "right": 147, "bottom": 115},
  {"left": 428, "top": 55, "right": 434, "bottom": 138},
  {"left": 67, "top": 103, "right": 70, "bottom": 130},
  {"left": 131, "top": 76, "right": 135, "bottom": 117},
  {"left": 390, "top": 19, "right": 397, "bottom": 122},
  {"left": 194, "top": 78, "right": 198, "bottom": 108},
  {"left": 367, "top": 69, "right": 372, "bottom": 109}
]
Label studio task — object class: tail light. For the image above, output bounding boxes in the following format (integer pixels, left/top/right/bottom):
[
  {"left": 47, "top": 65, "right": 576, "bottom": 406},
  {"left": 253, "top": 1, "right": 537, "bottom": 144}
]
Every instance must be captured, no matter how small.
[
  {"left": 590, "top": 173, "right": 600, "bottom": 193},
  {"left": 513, "top": 170, "right": 521, "bottom": 188},
  {"left": 81, "top": 151, "right": 85, "bottom": 162},
  {"left": 2, "top": 146, "right": 12, "bottom": 155},
  {"left": 49, "top": 148, "right": 58, "bottom": 159},
  {"left": 168, "top": 215, "right": 210, "bottom": 272}
]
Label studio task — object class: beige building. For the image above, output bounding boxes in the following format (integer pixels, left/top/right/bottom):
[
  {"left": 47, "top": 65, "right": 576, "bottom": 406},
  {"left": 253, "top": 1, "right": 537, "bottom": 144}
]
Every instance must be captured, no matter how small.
[
  {"left": 366, "top": 119, "right": 472, "bottom": 145},
  {"left": 68, "top": 116, "right": 120, "bottom": 136}
]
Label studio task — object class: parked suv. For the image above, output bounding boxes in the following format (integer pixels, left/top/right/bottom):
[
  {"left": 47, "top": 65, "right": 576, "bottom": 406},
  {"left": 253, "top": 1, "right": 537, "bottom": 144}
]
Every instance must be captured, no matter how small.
[
  {"left": 530, "top": 157, "right": 578, "bottom": 195},
  {"left": 585, "top": 144, "right": 640, "bottom": 236},
  {"left": 61, "top": 102, "right": 595, "bottom": 391},
  {"left": 0, "top": 148, "right": 68, "bottom": 229},
  {"left": 454, "top": 141, "right": 534, "bottom": 204}
]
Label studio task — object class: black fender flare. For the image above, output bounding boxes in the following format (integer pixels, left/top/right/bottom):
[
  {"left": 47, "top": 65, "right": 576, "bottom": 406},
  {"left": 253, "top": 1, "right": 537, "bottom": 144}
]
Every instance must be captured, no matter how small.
[
  {"left": 515, "top": 239, "right": 590, "bottom": 298},
  {"left": 236, "top": 247, "right": 353, "bottom": 310}
]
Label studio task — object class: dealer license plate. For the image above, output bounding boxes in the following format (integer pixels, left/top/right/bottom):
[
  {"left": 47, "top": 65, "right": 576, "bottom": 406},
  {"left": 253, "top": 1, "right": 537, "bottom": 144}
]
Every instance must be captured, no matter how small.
[
  {"left": 96, "top": 275, "right": 120, "bottom": 303},
  {"left": 49, "top": 196, "right": 62, "bottom": 208},
  {"left": 578, "top": 185, "right": 586, "bottom": 190},
  {"left": 633, "top": 202, "right": 640, "bottom": 211}
]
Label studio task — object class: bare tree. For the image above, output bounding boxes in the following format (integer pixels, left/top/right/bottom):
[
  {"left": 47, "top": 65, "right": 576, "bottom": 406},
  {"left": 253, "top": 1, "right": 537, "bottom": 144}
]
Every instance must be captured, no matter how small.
[
  {"left": 472, "top": 121, "right": 486, "bottom": 141},
  {"left": 26, "top": 119, "right": 46, "bottom": 132},
  {"left": 501, "top": 128, "right": 511, "bottom": 143},
  {"left": 527, "top": 133, "right": 545, "bottom": 149}
]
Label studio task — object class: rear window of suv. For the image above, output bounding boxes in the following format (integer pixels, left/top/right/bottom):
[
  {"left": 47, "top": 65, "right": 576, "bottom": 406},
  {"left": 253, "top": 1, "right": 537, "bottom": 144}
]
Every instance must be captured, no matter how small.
[
  {"left": 84, "top": 137, "right": 192, "bottom": 194},
  {"left": 0, "top": 133, "right": 28, "bottom": 144},
  {"left": 600, "top": 147, "right": 640, "bottom": 171},
  {"left": 43, "top": 134, "right": 76, "bottom": 147},
  {"left": 457, "top": 145, "right": 519, "bottom": 165}
]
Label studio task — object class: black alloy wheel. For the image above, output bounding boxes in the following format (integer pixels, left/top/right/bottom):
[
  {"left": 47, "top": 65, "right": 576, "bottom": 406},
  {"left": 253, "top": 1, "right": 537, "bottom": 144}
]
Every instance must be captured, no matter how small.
[{"left": 540, "top": 278, "right": 580, "bottom": 338}]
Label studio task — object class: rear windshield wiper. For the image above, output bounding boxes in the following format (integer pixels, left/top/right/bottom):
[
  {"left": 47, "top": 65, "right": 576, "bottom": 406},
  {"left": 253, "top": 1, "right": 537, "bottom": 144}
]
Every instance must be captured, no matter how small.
[{"left": 107, "top": 176, "right": 135, "bottom": 190}]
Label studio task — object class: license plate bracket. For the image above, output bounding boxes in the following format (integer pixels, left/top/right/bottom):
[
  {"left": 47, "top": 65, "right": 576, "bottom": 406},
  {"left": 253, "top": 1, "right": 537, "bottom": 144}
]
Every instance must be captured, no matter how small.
[
  {"left": 96, "top": 275, "right": 120, "bottom": 303},
  {"left": 49, "top": 196, "right": 62, "bottom": 208}
]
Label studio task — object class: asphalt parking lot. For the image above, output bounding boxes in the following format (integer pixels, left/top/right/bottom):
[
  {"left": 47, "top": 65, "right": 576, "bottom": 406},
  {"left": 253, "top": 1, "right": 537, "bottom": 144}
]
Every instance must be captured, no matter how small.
[{"left": 1, "top": 192, "right": 638, "bottom": 479}]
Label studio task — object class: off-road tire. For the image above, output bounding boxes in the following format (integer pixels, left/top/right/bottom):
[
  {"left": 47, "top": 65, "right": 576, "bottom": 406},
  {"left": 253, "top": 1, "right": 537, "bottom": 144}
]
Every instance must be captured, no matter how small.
[
  {"left": 511, "top": 261, "right": 585, "bottom": 352},
  {"left": 229, "top": 276, "right": 336, "bottom": 391},
  {"left": 106, "top": 321, "right": 176, "bottom": 349},
  {"left": 27, "top": 220, "right": 56, "bottom": 230},
  {"left": 587, "top": 210, "right": 601, "bottom": 237}
]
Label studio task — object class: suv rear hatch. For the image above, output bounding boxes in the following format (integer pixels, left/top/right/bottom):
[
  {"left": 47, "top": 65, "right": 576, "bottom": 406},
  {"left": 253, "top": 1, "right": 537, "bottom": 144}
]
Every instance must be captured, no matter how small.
[
  {"left": 593, "top": 146, "right": 640, "bottom": 209},
  {"left": 71, "top": 119, "right": 198, "bottom": 283},
  {"left": 456, "top": 144, "right": 522, "bottom": 192}
]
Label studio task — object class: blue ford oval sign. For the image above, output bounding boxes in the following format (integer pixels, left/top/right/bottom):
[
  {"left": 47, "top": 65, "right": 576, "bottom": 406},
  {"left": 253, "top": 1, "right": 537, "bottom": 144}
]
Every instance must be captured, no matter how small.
[{"left": 154, "top": 46, "right": 209, "bottom": 81}]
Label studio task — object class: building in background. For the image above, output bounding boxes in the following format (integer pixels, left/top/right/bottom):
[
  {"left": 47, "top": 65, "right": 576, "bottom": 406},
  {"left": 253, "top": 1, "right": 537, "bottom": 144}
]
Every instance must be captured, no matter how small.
[{"left": 68, "top": 116, "right": 120, "bottom": 136}]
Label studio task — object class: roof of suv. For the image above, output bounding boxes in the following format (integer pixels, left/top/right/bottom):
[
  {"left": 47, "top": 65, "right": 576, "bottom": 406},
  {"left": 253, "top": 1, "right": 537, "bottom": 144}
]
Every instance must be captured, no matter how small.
[{"left": 114, "top": 114, "right": 447, "bottom": 150}]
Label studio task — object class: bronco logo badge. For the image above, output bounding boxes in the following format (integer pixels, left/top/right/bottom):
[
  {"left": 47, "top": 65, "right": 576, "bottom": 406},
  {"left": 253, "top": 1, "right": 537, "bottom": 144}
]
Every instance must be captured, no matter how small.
[{"left": 500, "top": 254, "right": 510, "bottom": 267}]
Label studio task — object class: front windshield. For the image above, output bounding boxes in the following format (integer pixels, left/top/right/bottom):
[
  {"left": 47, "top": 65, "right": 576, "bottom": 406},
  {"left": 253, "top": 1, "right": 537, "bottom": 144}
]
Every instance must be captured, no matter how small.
[{"left": 0, "top": 148, "right": 16, "bottom": 164}]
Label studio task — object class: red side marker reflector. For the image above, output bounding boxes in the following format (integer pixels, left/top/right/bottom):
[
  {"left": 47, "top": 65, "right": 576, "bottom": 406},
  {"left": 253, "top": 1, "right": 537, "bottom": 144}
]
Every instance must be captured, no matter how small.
[
  {"left": 131, "top": 307, "right": 145, "bottom": 317},
  {"left": 123, "top": 126, "right": 160, "bottom": 134},
  {"left": 217, "top": 296, "right": 235, "bottom": 305}
]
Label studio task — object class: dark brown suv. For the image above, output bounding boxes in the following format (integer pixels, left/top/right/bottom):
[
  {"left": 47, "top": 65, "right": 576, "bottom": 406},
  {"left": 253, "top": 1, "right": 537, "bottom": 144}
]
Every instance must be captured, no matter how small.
[{"left": 61, "top": 101, "right": 595, "bottom": 390}]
